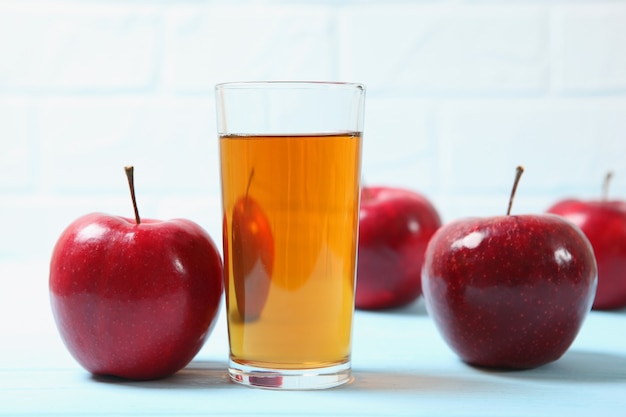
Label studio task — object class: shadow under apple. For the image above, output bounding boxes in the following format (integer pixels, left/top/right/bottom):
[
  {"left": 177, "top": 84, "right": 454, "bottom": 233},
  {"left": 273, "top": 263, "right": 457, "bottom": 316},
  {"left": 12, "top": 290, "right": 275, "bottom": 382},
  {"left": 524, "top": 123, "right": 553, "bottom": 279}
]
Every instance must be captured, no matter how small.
[
  {"left": 357, "top": 298, "right": 429, "bottom": 317},
  {"left": 342, "top": 369, "right": 528, "bottom": 394},
  {"left": 473, "top": 349, "right": 626, "bottom": 383},
  {"left": 388, "top": 297, "right": 428, "bottom": 316},
  {"left": 90, "top": 360, "right": 233, "bottom": 389}
]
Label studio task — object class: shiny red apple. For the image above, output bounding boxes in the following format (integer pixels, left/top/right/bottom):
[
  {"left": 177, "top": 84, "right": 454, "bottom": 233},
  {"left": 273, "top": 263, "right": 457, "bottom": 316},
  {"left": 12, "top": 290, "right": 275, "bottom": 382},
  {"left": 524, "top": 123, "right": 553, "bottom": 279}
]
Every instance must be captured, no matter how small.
[
  {"left": 49, "top": 166, "right": 223, "bottom": 380},
  {"left": 422, "top": 167, "right": 597, "bottom": 369},
  {"left": 356, "top": 186, "right": 442, "bottom": 310},
  {"left": 226, "top": 169, "right": 274, "bottom": 322},
  {"left": 547, "top": 172, "right": 626, "bottom": 310}
]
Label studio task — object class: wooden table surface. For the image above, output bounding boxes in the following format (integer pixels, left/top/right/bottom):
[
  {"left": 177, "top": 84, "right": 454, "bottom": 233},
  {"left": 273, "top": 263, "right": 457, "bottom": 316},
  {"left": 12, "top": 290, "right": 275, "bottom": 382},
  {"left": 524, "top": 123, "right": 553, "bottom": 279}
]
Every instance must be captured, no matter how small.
[{"left": 1, "top": 260, "right": 625, "bottom": 417}]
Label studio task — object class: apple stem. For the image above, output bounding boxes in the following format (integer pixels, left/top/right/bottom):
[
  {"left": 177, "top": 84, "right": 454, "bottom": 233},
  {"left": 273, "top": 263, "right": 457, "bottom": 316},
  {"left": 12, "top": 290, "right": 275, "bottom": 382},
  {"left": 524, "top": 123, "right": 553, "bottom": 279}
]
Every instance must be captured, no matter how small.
[
  {"left": 124, "top": 166, "right": 141, "bottom": 225},
  {"left": 245, "top": 168, "right": 255, "bottom": 204},
  {"left": 507, "top": 166, "right": 525, "bottom": 216},
  {"left": 602, "top": 171, "right": 614, "bottom": 201}
]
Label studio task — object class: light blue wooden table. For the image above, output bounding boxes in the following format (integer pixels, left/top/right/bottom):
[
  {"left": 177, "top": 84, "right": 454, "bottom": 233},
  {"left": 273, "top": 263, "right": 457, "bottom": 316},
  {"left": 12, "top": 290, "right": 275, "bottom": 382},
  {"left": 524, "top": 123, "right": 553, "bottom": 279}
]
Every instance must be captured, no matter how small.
[{"left": 1, "top": 261, "right": 625, "bottom": 416}]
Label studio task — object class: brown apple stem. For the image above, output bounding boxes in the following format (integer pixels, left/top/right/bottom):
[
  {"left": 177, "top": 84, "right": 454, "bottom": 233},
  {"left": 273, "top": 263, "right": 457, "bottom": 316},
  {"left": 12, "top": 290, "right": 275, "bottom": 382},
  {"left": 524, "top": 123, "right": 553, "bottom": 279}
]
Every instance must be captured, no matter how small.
[
  {"left": 124, "top": 165, "right": 141, "bottom": 225},
  {"left": 602, "top": 171, "right": 614, "bottom": 201},
  {"left": 245, "top": 168, "right": 255, "bottom": 203},
  {"left": 507, "top": 165, "right": 525, "bottom": 216}
]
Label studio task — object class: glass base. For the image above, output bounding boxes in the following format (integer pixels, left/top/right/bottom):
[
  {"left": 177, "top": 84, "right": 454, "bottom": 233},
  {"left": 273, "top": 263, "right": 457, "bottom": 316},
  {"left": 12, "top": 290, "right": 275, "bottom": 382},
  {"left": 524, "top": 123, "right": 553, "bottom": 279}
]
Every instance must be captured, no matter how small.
[{"left": 228, "top": 360, "right": 352, "bottom": 390}]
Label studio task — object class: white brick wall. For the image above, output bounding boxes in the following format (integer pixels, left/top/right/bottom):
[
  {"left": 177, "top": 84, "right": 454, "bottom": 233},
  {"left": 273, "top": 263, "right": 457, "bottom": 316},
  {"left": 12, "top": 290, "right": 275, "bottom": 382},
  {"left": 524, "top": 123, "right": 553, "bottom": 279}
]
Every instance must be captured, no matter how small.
[{"left": 1, "top": 0, "right": 626, "bottom": 261}]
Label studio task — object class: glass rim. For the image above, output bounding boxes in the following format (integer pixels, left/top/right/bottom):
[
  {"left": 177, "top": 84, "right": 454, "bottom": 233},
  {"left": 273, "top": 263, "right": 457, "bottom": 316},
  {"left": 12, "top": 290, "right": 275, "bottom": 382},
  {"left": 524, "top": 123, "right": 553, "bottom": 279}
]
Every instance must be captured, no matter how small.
[{"left": 215, "top": 81, "right": 365, "bottom": 91}]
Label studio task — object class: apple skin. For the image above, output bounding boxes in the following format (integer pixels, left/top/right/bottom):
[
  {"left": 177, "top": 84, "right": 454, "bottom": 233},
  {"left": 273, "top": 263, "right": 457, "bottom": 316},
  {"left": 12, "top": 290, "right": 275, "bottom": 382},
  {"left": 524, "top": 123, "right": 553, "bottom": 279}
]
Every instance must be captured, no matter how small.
[
  {"left": 49, "top": 213, "right": 224, "bottom": 380},
  {"left": 421, "top": 214, "right": 597, "bottom": 369},
  {"left": 227, "top": 195, "right": 274, "bottom": 322},
  {"left": 547, "top": 199, "right": 626, "bottom": 310},
  {"left": 356, "top": 186, "right": 442, "bottom": 310}
]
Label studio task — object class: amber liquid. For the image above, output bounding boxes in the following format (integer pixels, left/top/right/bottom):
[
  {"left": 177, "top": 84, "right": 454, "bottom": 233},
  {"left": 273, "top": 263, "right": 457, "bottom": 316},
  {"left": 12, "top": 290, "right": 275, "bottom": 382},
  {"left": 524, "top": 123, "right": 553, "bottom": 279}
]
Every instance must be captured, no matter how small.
[{"left": 220, "top": 133, "right": 362, "bottom": 370}]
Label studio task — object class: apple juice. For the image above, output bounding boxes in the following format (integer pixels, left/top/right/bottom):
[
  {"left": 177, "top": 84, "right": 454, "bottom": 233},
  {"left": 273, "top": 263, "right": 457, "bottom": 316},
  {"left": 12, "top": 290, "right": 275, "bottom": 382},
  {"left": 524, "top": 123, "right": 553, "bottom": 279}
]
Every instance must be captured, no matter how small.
[{"left": 220, "top": 133, "right": 362, "bottom": 370}]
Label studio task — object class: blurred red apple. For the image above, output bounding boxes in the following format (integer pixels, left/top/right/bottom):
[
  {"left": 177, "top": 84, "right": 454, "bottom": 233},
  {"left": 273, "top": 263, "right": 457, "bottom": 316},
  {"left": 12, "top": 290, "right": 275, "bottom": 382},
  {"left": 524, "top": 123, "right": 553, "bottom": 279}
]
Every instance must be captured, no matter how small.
[
  {"left": 356, "top": 186, "right": 441, "bottom": 310},
  {"left": 422, "top": 167, "right": 597, "bottom": 369},
  {"left": 49, "top": 167, "right": 223, "bottom": 380},
  {"left": 547, "top": 172, "right": 626, "bottom": 310}
]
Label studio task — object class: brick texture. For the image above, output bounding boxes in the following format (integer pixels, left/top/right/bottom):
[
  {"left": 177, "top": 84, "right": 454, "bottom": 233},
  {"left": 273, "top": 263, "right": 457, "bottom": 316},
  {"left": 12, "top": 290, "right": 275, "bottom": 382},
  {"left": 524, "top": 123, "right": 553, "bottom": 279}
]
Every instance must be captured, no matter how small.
[{"left": 1, "top": 0, "right": 625, "bottom": 261}]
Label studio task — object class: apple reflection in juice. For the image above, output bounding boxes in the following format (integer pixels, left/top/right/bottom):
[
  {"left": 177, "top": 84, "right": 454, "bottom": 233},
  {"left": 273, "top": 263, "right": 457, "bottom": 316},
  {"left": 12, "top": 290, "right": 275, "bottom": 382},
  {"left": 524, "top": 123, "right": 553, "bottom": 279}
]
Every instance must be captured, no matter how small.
[{"left": 230, "top": 169, "right": 275, "bottom": 322}]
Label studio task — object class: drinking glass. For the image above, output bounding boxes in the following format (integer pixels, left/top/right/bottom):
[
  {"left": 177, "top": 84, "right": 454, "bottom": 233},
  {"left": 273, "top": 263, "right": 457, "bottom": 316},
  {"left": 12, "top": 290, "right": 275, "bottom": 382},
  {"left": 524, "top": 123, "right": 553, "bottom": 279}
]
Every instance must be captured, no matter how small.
[{"left": 216, "top": 81, "right": 365, "bottom": 389}]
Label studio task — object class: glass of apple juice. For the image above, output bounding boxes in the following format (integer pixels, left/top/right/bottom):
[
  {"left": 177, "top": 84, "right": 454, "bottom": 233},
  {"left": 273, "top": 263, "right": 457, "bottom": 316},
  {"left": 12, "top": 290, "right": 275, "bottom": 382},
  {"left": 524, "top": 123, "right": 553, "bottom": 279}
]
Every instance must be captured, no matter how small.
[{"left": 215, "top": 81, "right": 365, "bottom": 390}]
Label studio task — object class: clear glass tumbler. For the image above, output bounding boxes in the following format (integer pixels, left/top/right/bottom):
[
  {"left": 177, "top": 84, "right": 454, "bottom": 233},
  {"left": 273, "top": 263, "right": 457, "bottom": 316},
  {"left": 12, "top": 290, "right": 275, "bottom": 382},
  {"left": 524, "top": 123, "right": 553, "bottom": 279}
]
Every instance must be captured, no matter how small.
[{"left": 216, "top": 81, "right": 365, "bottom": 389}]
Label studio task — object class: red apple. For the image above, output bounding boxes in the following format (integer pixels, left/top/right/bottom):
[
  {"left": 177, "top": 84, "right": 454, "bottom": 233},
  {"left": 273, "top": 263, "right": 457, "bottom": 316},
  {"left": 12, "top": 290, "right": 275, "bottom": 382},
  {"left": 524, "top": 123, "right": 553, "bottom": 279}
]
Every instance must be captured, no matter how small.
[
  {"left": 547, "top": 172, "right": 626, "bottom": 310},
  {"left": 49, "top": 166, "right": 223, "bottom": 380},
  {"left": 228, "top": 171, "right": 274, "bottom": 321},
  {"left": 422, "top": 167, "right": 597, "bottom": 369},
  {"left": 356, "top": 186, "right": 442, "bottom": 310}
]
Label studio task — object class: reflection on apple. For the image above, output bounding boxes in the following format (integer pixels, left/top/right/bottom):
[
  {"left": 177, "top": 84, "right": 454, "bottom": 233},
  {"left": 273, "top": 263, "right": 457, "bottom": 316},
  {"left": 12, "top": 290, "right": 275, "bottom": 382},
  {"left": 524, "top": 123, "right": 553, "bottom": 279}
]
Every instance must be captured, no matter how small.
[
  {"left": 230, "top": 169, "right": 274, "bottom": 322},
  {"left": 422, "top": 167, "right": 597, "bottom": 369}
]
